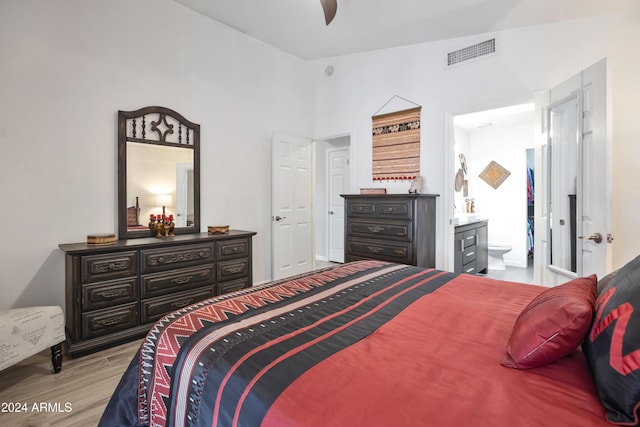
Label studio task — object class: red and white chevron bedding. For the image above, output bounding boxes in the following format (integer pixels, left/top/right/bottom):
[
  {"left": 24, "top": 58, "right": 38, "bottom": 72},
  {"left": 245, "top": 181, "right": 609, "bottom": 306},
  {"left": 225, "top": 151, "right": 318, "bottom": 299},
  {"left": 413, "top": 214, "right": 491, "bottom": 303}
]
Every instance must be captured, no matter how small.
[{"left": 100, "top": 261, "right": 609, "bottom": 427}]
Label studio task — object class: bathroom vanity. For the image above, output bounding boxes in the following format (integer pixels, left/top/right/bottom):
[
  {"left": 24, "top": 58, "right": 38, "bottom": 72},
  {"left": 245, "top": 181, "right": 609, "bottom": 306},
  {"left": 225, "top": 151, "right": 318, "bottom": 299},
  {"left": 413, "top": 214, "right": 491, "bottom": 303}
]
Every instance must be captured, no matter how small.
[{"left": 454, "top": 220, "right": 488, "bottom": 275}]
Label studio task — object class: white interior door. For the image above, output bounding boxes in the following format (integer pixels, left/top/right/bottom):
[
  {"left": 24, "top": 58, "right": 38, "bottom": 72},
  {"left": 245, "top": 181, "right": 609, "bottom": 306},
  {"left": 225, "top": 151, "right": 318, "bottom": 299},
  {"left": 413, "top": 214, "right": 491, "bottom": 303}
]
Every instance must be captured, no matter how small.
[
  {"left": 272, "top": 132, "right": 313, "bottom": 280},
  {"left": 534, "top": 59, "right": 611, "bottom": 285},
  {"left": 328, "top": 148, "right": 350, "bottom": 262},
  {"left": 175, "top": 162, "right": 191, "bottom": 227}
]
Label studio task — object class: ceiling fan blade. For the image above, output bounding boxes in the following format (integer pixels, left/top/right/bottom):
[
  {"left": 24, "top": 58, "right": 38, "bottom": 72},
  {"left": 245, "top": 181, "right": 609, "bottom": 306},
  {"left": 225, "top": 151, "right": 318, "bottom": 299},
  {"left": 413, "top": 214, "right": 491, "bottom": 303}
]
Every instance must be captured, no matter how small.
[{"left": 320, "top": 0, "right": 337, "bottom": 25}]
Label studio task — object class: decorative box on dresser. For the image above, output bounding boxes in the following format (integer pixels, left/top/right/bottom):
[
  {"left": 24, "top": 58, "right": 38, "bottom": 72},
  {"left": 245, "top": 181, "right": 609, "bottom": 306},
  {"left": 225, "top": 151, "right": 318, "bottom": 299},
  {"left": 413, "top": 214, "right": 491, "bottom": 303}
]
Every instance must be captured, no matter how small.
[
  {"left": 453, "top": 220, "right": 488, "bottom": 275},
  {"left": 342, "top": 194, "right": 438, "bottom": 268},
  {"left": 59, "top": 230, "right": 256, "bottom": 357}
]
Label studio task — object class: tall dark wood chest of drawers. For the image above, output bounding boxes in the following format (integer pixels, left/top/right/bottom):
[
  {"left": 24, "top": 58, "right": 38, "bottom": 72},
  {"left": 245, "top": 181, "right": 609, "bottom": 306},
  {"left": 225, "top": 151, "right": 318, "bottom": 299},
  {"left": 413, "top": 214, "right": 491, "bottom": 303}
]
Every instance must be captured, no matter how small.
[
  {"left": 342, "top": 194, "right": 438, "bottom": 268},
  {"left": 59, "top": 230, "right": 255, "bottom": 356}
]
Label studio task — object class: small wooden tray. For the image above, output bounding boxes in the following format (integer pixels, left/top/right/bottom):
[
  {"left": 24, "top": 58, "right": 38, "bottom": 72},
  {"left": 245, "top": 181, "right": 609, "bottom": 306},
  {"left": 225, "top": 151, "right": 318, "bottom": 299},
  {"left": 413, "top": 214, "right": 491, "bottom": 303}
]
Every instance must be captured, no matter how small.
[
  {"left": 208, "top": 225, "right": 230, "bottom": 234},
  {"left": 360, "top": 188, "right": 387, "bottom": 194}
]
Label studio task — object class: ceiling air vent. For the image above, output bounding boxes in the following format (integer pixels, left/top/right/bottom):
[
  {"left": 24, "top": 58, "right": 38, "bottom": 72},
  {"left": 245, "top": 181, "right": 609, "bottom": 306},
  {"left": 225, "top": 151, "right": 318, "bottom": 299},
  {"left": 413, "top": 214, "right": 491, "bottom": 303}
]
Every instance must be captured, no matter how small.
[{"left": 447, "top": 38, "right": 496, "bottom": 67}]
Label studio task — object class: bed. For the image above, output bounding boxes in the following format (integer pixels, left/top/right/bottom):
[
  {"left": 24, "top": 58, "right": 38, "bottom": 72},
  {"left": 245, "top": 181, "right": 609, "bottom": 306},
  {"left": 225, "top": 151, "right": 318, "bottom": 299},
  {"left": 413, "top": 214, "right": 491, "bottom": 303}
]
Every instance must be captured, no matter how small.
[{"left": 99, "top": 258, "right": 640, "bottom": 427}]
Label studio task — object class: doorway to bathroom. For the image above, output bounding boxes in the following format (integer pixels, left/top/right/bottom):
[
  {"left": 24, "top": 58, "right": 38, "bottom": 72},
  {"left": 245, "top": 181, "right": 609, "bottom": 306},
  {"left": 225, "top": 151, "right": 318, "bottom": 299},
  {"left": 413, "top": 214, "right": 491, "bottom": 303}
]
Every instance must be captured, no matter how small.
[{"left": 452, "top": 103, "right": 535, "bottom": 283}]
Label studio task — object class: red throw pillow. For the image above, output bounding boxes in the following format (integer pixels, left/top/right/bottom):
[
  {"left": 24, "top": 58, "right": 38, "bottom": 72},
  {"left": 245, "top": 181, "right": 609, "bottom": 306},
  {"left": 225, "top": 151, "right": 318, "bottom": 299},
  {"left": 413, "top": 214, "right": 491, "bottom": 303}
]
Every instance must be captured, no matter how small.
[{"left": 501, "top": 275, "right": 597, "bottom": 369}]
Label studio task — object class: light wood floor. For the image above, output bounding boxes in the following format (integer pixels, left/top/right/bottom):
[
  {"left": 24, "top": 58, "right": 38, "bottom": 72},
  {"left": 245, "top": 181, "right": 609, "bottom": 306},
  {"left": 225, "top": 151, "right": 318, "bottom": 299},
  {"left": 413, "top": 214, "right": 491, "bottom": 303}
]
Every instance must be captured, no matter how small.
[{"left": 0, "top": 339, "right": 141, "bottom": 427}]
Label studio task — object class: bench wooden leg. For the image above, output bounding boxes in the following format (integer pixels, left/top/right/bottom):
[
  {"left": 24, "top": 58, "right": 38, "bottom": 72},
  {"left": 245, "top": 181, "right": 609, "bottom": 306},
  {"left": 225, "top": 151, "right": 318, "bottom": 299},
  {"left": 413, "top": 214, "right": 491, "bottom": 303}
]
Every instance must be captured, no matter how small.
[{"left": 50, "top": 343, "right": 63, "bottom": 373}]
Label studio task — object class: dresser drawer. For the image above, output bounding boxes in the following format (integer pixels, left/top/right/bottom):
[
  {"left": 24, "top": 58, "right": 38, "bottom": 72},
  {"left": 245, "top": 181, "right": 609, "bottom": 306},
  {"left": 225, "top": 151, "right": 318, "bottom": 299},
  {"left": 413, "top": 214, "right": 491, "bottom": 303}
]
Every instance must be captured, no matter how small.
[
  {"left": 462, "top": 260, "right": 476, "bottom": 275},
  {"left": 217, "top": 277, "right": 250, "bottom": 295},
  {"left": 347, "top": 199, "right": 413, "bottom": 220},
  {"left": 461, "top": 229, "right": 478, "bottom": 248},
  {"left": 140, "top": 243, "right": 215, "bottom": 273},
  {"left": 217, "top": 239, "right": 250, "bottom": 261},
  {"left": 81, "top": 251, "right": 138, "bottom": 283},
  {"left": 81, "top": 303, "right": 138, "bottom": 339},
  {"left": 218, "top": 258, "right": 249, "bottom": 282},
  {"left": 141, "top": 288, "right": 214, "bottom": 324},
  {"left": 82, "top": 278, "right": 138, "bottom": 311},
  {"left": 347, "top": 220, "right": 411, "bottom": 242},
  {"left": 464, "top": 244, "right": 477, "bottom": 260},
  {"left": 141, "top": 265, "right": 215, "bottom": 298},
  {"left": 347, "top": 239, "right": 412, "bottom": 264}
]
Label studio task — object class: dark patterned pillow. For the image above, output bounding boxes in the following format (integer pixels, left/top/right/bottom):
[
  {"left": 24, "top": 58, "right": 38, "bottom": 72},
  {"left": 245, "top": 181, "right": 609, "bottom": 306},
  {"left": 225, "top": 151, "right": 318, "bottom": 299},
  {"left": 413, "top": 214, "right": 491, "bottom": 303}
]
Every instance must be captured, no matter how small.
[
  {"left": 596, "top": 268, "right": 619, "bottom": 296},
  {"left": 583, "top": 255, "right": 640, "bottom": 425}
]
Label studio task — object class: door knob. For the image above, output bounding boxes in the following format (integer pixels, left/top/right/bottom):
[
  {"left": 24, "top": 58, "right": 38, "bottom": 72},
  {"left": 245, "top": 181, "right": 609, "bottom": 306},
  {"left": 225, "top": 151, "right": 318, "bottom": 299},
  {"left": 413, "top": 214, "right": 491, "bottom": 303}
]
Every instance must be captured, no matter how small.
[
  {"left": 274, "top": 215, "right": 286, "bottom": 222},
  {"left": 579, "top": 232, "right": 603, "bottom": 244},
  {"left": 329, "top": 211, "right": 334, "bottom": 215}
]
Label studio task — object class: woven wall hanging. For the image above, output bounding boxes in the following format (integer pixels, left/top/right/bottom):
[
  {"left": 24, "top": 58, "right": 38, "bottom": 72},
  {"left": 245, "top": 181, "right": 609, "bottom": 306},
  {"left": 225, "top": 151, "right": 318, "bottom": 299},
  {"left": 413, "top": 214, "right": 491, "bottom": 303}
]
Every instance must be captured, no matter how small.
[{"left": 372, "top": 104, "right": 421, "bottom": 181}]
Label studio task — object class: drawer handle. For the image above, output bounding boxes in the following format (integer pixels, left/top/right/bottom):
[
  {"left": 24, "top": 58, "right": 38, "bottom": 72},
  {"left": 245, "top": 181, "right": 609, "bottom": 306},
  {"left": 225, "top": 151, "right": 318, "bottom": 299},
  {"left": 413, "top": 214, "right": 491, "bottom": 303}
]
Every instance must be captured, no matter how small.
[
  {"left": 224, "top": 266, "right": 244, "bottom": 274},
  {"left": 465, "top": 268, "right": 475, "bottom": 273},
  {"left": 96, "top": 289, "right": 126, "bottom": 299},
  {"left": 91, "top": 259, "right": 130, "bottom": 274},
  {"left": 223, "top": 245, "right": 244, "bottom": 255},
  {"left": 171, "top": 299, "right": 192, "bottom": 309},
  {"left": 466, "top": 252, "right": 474, "bottom": 257},
  {"left": 465, "top": 236, "right": 475, "bottom": 241},
  {"left": 96, "top": 315, "right": 126, "bottom": 327},
  {"left": 171, "top": 275, "right": 193, "bottom": 285},
  {"left": 367, "top": 246, "right": 385, "bottom": 253},
  {"left": 367, "top": 225, "right": 385, "bottom": 233},
  {"left": 152, "top": 249, "right": 210, "bottom": 266}
]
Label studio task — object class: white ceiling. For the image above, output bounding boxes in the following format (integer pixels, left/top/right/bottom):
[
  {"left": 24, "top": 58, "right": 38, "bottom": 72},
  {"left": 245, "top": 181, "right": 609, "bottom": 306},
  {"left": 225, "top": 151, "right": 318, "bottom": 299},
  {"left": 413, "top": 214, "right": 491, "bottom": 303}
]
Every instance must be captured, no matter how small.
[
  {"left": 172, "top": 0, "right": 639, "bottom": 60},
  {"left": 454, "top": 103, "right": 535, "bottom": 133}
]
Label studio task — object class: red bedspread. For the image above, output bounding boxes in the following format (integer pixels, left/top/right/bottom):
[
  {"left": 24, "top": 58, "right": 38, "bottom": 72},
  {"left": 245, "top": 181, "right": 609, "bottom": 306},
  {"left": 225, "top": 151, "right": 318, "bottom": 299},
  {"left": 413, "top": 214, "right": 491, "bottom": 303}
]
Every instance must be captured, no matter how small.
[
  {"left": 100, "top": 261, "right": 609, "bottom": 427},
  {"left": 263, "top": 273, "right": 607, "bottom": 426}
]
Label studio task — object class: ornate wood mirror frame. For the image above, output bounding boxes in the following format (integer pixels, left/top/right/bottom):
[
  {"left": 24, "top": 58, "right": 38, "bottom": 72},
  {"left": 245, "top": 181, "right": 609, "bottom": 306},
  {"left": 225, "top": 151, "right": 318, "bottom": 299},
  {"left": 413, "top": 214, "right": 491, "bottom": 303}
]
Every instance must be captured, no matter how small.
[{"left": 118, "top": 106, "right": 200, "bottom": 239}]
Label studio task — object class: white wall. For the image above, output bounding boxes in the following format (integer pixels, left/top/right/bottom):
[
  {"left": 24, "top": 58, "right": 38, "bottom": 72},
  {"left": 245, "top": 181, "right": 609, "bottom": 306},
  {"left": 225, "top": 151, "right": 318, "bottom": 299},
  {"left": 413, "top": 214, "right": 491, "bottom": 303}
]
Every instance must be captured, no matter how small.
[
  {"left": 467, "top": 124, "right": 534, "bottom": 268},
  {"left": 0, "top": 0, "right": 311, "bottom": 309},
  {"left": 2, "top": 3, "right": 639, "bottom": 310},
  {"left": 453, "top": 128, "right": 471, "bottom": 215},
  {"left": 308, "top": 12, "right": 640, "bottom": 271}
]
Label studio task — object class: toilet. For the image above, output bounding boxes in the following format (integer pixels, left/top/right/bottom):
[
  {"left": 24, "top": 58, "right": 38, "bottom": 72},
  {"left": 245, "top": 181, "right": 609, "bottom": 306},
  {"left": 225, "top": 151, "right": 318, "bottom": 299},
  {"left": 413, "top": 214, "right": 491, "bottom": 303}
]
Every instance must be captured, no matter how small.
[{"left": 487, "top": 242, "right": 512, "bottom": 270}]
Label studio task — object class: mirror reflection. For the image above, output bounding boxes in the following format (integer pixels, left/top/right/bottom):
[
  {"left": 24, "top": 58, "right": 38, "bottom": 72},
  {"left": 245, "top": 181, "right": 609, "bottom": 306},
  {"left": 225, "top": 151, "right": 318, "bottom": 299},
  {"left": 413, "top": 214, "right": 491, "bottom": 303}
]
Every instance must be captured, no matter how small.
[
  {"left": 126, "top": 142, "right": 195, "bottom": 230},
  {"left": 548, "top": 96, "right": 578, "bottom": 274},
  {"left": 118, "top": 106, "right": 200, "bottom": 239}
]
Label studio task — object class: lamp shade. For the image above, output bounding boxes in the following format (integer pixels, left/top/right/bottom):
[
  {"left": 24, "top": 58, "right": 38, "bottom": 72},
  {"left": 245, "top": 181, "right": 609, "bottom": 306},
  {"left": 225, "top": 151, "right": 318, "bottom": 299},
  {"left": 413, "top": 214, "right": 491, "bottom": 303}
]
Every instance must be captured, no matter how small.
[{"left": 155, "top": 194, "right": 173, "bottom": 207}]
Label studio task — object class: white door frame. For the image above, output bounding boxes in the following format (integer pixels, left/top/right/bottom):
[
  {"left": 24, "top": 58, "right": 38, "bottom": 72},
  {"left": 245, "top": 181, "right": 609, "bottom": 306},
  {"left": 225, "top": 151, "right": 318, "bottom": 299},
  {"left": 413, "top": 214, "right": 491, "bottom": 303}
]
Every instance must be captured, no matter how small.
[
  {"left": 445, "top": 62, "right": 611, "bottom": 284},
  {"left": 443, "top": 99, "right": 532, "bottom": 273}
]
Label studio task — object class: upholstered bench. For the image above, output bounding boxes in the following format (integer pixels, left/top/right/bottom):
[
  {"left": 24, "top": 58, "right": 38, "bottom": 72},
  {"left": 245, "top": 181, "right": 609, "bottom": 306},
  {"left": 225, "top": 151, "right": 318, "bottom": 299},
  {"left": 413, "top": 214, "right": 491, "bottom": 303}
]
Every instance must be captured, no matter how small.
[{"left": 0, "top": 306, "right": 65, "bottom": 373}]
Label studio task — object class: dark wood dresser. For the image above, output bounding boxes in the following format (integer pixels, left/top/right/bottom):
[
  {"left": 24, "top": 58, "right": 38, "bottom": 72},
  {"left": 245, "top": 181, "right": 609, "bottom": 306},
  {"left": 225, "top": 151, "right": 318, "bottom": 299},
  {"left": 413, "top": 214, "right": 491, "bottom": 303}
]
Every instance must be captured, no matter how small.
[
  {"left": 454, "top": 220, "right": 488, "bottom": 275},
  {"left": 342, "top": 194, "right": 438, "bottom": 268},
  {"left": 59, "top": 230, "right": 256, "bottom": 356}
]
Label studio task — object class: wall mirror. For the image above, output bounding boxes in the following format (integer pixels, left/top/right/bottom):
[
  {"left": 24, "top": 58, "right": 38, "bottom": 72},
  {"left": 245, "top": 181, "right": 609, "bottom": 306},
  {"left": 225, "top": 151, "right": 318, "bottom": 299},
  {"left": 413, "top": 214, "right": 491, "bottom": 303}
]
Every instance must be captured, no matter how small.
[
  {"left": 547, "top": 95, "right": 579, "bottom": 275},
  {"left": 118, "top": 106, "right": 200, "bottom": 239}
]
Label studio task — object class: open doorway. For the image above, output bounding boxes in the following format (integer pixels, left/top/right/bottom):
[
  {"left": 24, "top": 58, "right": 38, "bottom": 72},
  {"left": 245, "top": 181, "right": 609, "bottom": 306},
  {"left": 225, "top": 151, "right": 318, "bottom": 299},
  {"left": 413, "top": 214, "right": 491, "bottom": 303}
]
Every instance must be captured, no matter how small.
[
  {"left": 314, "top": 135, "right": 351, "bottom": 264},
  {"left": 452, "top": 103, "right": 535, "bottom": 283}
]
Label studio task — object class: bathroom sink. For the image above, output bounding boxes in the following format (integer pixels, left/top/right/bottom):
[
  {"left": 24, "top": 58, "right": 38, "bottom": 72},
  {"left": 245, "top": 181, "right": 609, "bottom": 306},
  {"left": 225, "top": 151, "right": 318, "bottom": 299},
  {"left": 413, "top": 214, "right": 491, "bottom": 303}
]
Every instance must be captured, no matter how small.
[{"left": 453, "top": 214, "right": 483, "bottom": 225}]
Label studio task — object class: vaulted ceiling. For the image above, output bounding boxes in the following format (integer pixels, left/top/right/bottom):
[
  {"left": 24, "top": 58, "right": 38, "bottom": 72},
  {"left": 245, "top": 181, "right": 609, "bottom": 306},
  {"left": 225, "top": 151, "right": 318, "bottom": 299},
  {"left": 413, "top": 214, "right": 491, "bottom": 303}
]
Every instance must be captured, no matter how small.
[{"left": 173, "top": 0, "right": 639, "bottom": 60}]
